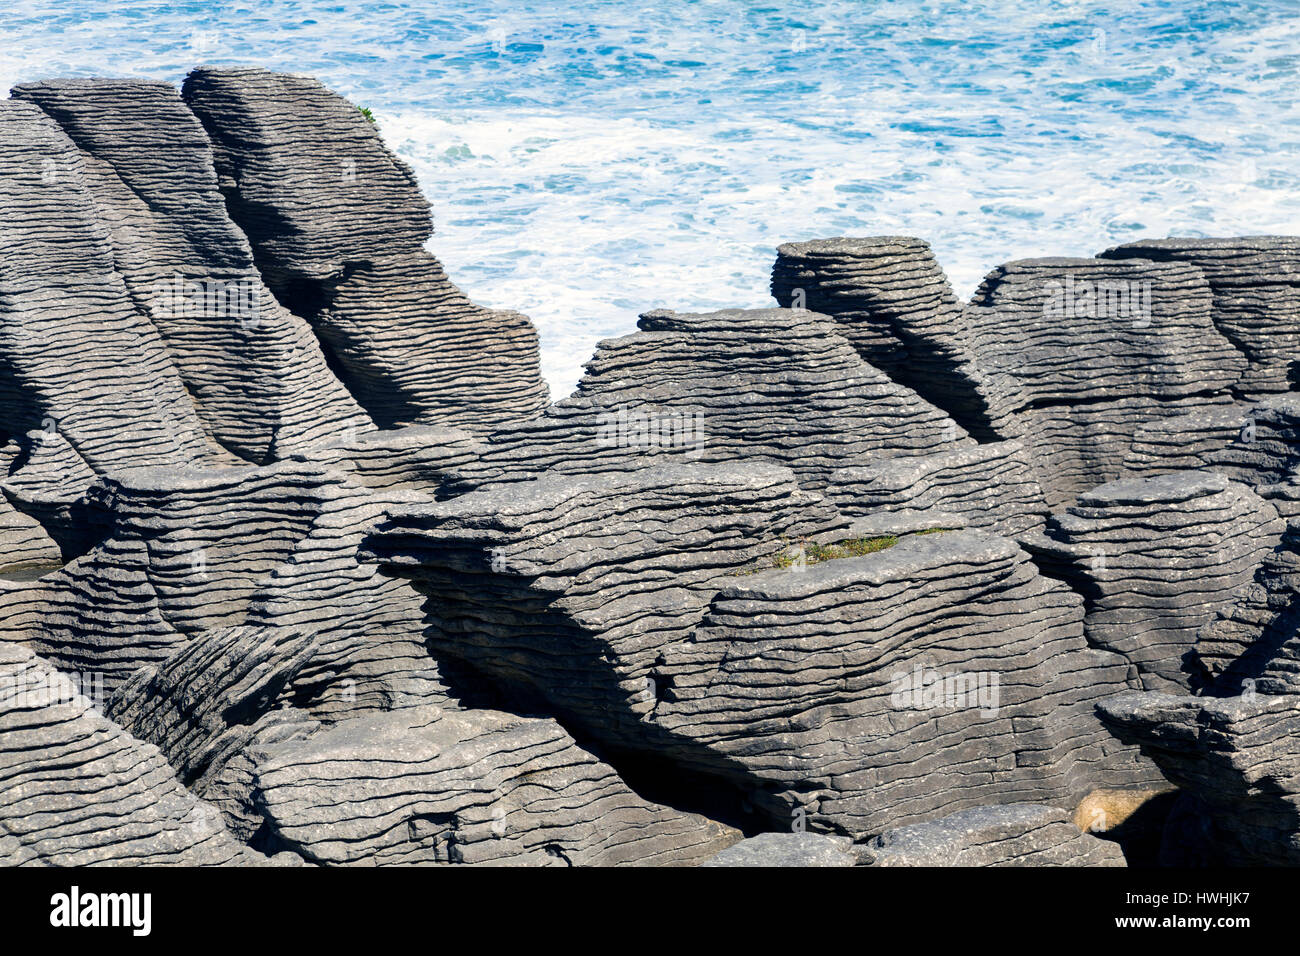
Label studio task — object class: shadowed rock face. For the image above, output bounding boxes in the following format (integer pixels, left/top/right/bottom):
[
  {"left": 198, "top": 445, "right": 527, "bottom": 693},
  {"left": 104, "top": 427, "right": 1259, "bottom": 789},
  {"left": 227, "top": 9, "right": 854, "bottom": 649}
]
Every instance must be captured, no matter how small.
[
  {"left": 861, "top": 804, "right": 1126, "bottom": 867},
  {"left": 1026, "top": 472, "right": 1285, "bottom": 693},
  {"left": 250, "top": 705, "right": 741, "bottom": 866},
  {"left": 11, "top": 78, "right": 374, "bottom": 464},
  {"left": 0, "top": 101, "right": 223, "bottom": 491},
  {"left": 364, "top": 472, "right": 1159, "bottom": 841},
  {"left": 4, "top": 67, "right": 1300, "bottom": 867},
  {"left": 181, "top": 67, "right": 549, "bottom": 432},
  {"left": 772, "top": 236, "right": 1007, "bottom": 439},
  {"left": 1098, "top": 693, "right": 1300, "bottom": 866},
  {"left": 773, "top": 240, "right": 1250, "bottom": 507}
]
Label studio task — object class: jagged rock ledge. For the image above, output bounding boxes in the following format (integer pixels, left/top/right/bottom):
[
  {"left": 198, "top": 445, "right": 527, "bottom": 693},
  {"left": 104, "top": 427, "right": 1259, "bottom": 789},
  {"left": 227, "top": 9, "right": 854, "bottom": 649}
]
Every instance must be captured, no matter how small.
[{"left": 1, "top": 65, "right": 1299, "bottom": 867}]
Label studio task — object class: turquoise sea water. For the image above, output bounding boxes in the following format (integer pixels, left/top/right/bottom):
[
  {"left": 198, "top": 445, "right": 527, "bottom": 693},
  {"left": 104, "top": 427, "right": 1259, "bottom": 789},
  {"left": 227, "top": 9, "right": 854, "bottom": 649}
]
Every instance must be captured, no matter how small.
[{"left": 3, "top": 1, "right": 1297, "bottom": 395}]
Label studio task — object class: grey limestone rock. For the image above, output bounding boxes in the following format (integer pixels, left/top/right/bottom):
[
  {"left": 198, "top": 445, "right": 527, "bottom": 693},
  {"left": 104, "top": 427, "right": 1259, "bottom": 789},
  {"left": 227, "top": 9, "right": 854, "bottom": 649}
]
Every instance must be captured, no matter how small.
[
  {"left": 772, "top": 239, "right": 1250, "bottom": 507},
  {"left": 11, "top": 78, "right": 374, "bottom": 464},
  {"left": 861, "top": 803, "right": 1125, "bottom": 867},
  {"left": 702, "top": 831, "right": 859, "bottom": 867},
  {"left": 25, "top": 460, "right": 452, "bottom": 704},
  {"left": 0, "top": 101, "right": 225, "bottom": 496},
  {"left": 4, "top": 65, "right": 1300, "bottom": 869},
  {"left": 1098, "top": 692, "right": 1300, "bottom": 866},
  {"left": 181, "top": 67, "right": 548, "bottom": 432},
  {"left": 1028, "top": 471, "right": 1284, "bottom": 692},
  {"left": 448, "top": 306, "right": 970, "bottom": 495},
  {"left": 1101, "top": 236, "right": 1300, "bottom": 397},
  {"left": 0, "top": 642, "right": 259, "bottom": 865},
  {"left": 772, "top": 236, "right": 1008, "bottom": 439},
  {"left": 366, "top": 470, "right": 1158, "bottom": 840},
  {"left": 250, "top": 704, "right": 741, "bottom": 866}
]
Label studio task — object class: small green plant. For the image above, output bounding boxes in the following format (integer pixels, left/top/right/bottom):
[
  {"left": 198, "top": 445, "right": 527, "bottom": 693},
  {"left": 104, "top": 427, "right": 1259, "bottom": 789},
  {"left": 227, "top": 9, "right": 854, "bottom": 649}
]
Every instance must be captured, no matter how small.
[
  {"left": 358, "top": 106, "right": 377, "bottom": 126},
  {"left": 736, "top": 528, "right": 950, "bottom": 575}
]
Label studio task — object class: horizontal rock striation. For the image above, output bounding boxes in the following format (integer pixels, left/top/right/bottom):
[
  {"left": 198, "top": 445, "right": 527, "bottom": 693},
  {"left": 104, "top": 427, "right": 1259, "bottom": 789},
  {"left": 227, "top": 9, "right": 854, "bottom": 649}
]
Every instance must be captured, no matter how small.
[
  {"left": 771, "top": 239, "right": 1252, "bottom": 507},
  {"left": 771, "top": 237, "right": 1006, "bottom": 438},
  {"left": 0, "top": 643, "right": 260, "bottom": 865},
  {"left": 1100, "top": 236, "right": 1300, "bottom": 397},
  {"left": 825, "top": 439, "right": 1047, "bottom": 537},
  {"left": 443, "top": 305, "right": 1046, "bottom": 532},
  {"left": 1027, "top": 472, "right": 1284, "bottom": 693},
  {"left": 24, "top": 460, "right": 451, "bottom": 703},
  {"left": 1192, "top": 475, "right": 1300, "bottom": 695},
  {"left": 447, "top": 306, "right": 970, "bottom": 494},
  {"left": 646, "top": 530, "right": 1156, "bottom": 836},
  {"left": 11, "top": 78, "right": 374, "bottom": 463},
  {"left": 282, "top": 425, "right": 482, "bottom": 495},
  {"left": 366, "top": 463, "right": 848, "bottom": 740},
  {"left": 250, "top": 705, "right": 740, "bottom": 865},
  {"left": 367, "top": 470, "right": 1157, "bottom": 840},
  {"left": 965, "top": 257, "right": 1245, "bottom": 504},
  {"left": 181, "top": 67, "right": 548, "bottom": 432},
  {"left": 0, "top": 101, "right": 223, "bottom": 497},
  {"left": 4, "top": 65, "right": 1300, "bottom": 868},
  {"left": 1098, "top": 693, "right": 1300, "bottom": 866}
]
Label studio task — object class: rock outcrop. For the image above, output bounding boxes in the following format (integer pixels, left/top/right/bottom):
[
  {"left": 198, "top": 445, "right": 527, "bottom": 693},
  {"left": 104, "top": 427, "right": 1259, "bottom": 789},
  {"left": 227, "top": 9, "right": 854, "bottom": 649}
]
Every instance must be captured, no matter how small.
[
  {"left": 773, "top": 240, "right": 1249, "bottom": 507},
  {"left": 1100, "top": 236, "right": 1300, "bottom": 397},
  {"left": 181, "top": 67, "right": 548, "bottom": 432},
  {"left": 11, "top": 79, "right": 373, "bottom": 464},
  {"left": 771, "top": 237, "right": 1005, "bottom": 438},
  {"left": 447, "top": 306, "right": 968, "bottom": 492},
  {"left": 1026, "top": 472, "right": 1285, "bottom": 693},
  {"left": 366, "top": 471, "right": 1158, "bottom": 840},
  {"left": 4, "top": 66, "right": 1300, "bottom": 869},
  {"left": 22, "top": 459, "right": 451, "bottom": 703},
  {"left": 1098, "top": 693, "right": 1300, "bottom": 866},
  {"left": 0, "top": 100, "right": 224, "bottom": 530},
  {"left": 0, "top": 643, "right": 260, "bottom": 865},
  {"left": 702, "top": 831, "right": 859, "bottom": 867},
  {"left": 861, "top": 804, "right": 1126, "bottom": 867},
  {"left": 250, "top": 705, "right": 740, "bottom": 866}
]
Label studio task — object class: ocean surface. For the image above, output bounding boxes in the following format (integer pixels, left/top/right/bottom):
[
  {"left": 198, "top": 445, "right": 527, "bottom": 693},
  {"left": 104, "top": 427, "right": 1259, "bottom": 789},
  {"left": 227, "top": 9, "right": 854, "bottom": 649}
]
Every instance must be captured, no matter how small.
[{"left": 3, "top": 1, "right": 1297, "bottom": 397}]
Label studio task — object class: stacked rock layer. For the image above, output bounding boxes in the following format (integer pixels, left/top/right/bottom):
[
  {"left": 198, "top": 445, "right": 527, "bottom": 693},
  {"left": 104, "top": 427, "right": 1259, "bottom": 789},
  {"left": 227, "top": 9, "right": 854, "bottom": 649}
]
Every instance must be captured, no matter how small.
[{"left": 2, "top": 66, "right": 1299, "bottom": 867}]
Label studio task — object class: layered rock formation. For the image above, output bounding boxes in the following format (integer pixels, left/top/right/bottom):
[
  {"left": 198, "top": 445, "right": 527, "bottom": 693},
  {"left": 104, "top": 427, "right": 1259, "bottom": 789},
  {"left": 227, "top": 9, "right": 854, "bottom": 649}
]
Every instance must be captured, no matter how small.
[
  {"left": 774, "top": 241, "right": 1248, "bottom": 507},
  {"left": 440, "top": 305, "right": 1052, "bottom": 536},
  {"left": 771, "top": 237, "right": 1007, "bottom": 438},
  {"left": 366, "top": 476, "right": 1158, "bottom": 840},
  {"left": 0, "top": 100, "right": 222, "bottom": 526},
  {"left": 1100, "top": 236, "right": 1300, "bottom": 397},
  {"left": 181, "top": 68, "right": 549, "bottom": 431},
  {"left": 11, "top": 79, "right": 373, "bottom": 463},
  {"left": 1026, "top": 472, "right": 1284, "bottom": 692},
  {"left": 1098, "top": 693, "right": 1300, "bottom": 866},
  {"left": 2, "top": 66, "right": 1299, "bottom": 868},
  {"left": 0, "top": 643, "right": 261, "bottom": 865},
  {"left": 251, "top": 705, "right": 739, "bottom": 866}
]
